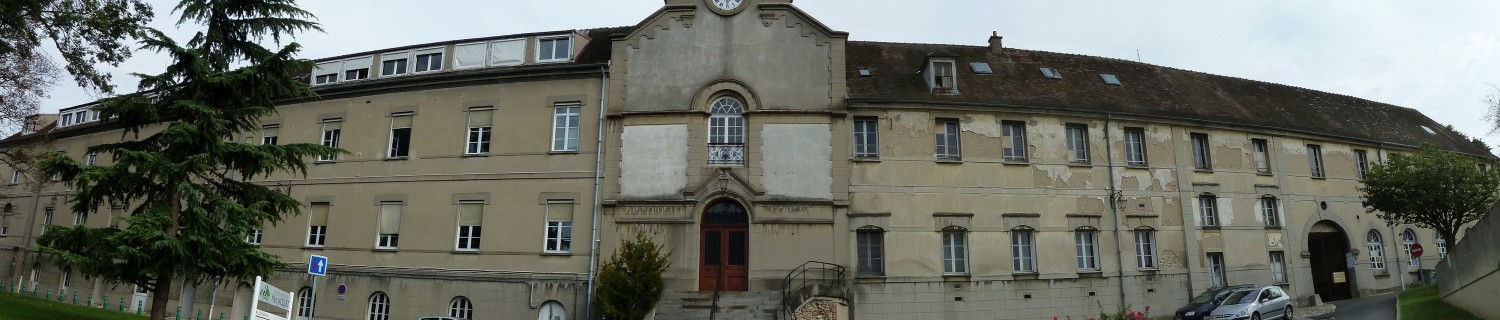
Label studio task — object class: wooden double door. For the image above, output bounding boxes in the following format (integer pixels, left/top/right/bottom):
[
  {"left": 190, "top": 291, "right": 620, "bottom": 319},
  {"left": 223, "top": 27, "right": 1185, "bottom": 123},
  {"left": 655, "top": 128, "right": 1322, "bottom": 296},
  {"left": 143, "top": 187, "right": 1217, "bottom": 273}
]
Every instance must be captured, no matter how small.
[{"left": 699, "top": 201, "right": 749, "bottom": 291}]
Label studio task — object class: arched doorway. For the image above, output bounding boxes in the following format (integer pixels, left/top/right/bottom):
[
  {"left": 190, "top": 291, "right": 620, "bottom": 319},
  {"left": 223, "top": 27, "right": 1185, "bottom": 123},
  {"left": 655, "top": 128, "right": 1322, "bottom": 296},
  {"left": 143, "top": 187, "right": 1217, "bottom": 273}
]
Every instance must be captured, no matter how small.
[
  {"left": 700, "top": 200, "right": 749, "bottom": 291},
  {"left": 1308, "top": 220, "right": 1355, "bottom": 302}
]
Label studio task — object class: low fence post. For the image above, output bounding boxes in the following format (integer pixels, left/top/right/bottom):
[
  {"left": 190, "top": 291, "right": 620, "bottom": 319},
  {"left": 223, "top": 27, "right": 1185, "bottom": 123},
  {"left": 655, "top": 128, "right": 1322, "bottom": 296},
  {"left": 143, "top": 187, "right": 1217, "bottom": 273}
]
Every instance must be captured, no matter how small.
[{"left": 45, "top": 288, "right": 51, "bottom": 300}]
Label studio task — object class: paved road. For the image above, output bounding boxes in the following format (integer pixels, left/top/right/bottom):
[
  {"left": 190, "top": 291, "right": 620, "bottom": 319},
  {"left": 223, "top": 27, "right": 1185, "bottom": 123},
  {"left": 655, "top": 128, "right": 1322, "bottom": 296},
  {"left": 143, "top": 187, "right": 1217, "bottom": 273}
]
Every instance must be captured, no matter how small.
[{"left": 1329, "top": 292, "right": 1397, "bottom": 320}]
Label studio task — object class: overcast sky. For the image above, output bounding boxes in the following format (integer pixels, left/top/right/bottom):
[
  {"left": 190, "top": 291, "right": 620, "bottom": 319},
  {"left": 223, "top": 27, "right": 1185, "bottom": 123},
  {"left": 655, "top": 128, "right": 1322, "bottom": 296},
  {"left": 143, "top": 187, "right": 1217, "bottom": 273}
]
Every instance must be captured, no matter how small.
[{"left": 38, "top": 0, "right": 1500, "bottom": 147}]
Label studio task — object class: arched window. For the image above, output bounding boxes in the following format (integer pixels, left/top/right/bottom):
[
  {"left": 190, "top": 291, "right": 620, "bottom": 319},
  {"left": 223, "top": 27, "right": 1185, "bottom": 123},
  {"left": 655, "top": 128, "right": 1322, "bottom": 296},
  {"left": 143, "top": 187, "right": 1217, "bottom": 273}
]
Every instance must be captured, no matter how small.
[
  {"left": 1367, "top": 230, "right": 1385, "bottom": 270},
  {"left": 855, "top": 226, "right": 884, "bottom": 276},
  {"left": 1402, "top": 229, "right": 1420, "bottom": 268},
  {"left": 366, "top": 292, "right": 390, "bottom": 320},
  {"left": 940, "top": 226, "right": 968, "bottom": 275},
  {"left": 707, "top": 96, "right": 745, "bottom": 165},
  {"left": 296, "top": 287, "right": 315, "bottom": 319},
  {"left": 537, "top": 301, "right": 566, "bottom": 320},
  {"left": 1010, "top": 226, "right": 1036, "bottom": 273},
  {"left": 449, "top": 296, "right": 473, "bottom": 320}
]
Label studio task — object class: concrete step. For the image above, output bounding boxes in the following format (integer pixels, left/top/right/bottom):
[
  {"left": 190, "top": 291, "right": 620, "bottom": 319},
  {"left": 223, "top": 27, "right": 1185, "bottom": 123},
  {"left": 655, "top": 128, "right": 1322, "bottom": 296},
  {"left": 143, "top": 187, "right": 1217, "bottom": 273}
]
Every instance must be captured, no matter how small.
[{"left": 654, "top": 290, "right": 784, "bottom": 320}]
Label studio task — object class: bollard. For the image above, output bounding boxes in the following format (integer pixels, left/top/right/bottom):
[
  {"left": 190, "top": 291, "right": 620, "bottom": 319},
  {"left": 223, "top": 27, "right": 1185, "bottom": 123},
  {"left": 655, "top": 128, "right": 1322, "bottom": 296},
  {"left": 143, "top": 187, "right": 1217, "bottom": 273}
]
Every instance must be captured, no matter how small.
[
  {"left": 73, "top": 292, "right": 77, "bottom": 305},
  {"left": 220, "top": 311, "right": 225, "bottom": 320},
  {"left": 2, "top": 281, "right": 7, "bottom": 293},
  {"left": 137, "top": 300, "right": 143, "bottom": 314},
  {"left": 45, "top": 288, "right": 50, "bottom": 300},
  {"left": 197, "top": 309, "right": 202, "bottom": 320},
  {"left": 175, "top": 306, "right": 181, "bottom": 320},
  {"left": 103, "top": 296, "right": 108, "bottom": 310},
  {"left": 87, "top": 294, "right": 92, "bottom": 307}
]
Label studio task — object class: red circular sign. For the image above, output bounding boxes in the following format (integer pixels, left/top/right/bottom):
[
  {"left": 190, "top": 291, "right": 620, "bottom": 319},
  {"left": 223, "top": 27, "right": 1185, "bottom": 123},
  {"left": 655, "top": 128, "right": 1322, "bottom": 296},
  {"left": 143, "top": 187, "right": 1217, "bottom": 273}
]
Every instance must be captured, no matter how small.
[{"left": 1410, "top": 243, "right": 1425, "bottom": 257}]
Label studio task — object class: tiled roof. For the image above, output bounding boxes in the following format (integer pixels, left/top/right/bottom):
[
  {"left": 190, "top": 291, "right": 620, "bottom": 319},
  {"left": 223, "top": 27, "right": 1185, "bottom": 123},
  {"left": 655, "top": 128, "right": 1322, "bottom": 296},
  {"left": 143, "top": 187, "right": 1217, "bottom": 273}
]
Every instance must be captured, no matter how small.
[{"left": 844, "top": 41, "right": 1492, "bottom": 157}]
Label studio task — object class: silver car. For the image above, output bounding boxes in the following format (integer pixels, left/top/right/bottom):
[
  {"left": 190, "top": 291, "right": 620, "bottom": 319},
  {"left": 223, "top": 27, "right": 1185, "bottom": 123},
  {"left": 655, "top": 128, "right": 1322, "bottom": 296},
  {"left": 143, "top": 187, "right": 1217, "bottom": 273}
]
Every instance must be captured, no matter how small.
[{"left": 1207, "top": 286, "right": 1293, "bottom": 320}]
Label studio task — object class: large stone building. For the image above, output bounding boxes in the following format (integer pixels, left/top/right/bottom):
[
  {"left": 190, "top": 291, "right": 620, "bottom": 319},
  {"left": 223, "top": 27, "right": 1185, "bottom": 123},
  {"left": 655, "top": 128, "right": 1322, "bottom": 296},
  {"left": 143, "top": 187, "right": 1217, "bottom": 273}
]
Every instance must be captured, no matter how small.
[{"left": 0, "top": 0, "right": 1488, "bottom": 319}]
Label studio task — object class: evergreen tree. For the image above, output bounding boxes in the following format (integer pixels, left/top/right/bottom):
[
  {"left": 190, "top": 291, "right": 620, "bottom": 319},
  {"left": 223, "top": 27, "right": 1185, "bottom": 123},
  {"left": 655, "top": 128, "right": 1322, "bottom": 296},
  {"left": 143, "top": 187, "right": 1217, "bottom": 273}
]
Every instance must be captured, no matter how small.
[
  {"left": 596, "top": 231, "right": 672, "bottom": 320},
  {"left": 35, "top": 1, "right": 333, "bottom": 319}
]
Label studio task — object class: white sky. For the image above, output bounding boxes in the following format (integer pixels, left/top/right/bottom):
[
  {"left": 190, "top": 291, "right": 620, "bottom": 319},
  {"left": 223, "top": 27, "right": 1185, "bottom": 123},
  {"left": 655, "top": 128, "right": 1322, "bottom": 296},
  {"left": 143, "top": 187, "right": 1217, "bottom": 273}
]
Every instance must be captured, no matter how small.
[{"left": 39, "top": 0, "right": 1500, "bottom": 147}]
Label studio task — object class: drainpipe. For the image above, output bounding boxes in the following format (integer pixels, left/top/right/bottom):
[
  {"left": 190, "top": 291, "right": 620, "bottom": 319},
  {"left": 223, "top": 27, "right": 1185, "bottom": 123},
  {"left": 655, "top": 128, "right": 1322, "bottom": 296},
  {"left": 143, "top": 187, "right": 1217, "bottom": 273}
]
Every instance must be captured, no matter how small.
[
  {"left": 584, "top": 63, "right": 609, "bottom": 320},
  {"left": 1105, "top": 114, "right": 1128, "bottom": 309}
]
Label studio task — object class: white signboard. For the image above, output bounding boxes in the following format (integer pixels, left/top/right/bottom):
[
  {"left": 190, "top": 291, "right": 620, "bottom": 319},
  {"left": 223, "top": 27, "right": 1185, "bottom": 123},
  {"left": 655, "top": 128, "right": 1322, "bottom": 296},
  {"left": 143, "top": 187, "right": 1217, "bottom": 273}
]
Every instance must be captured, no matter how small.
[
  {"left": 257, "top": 280, "right": 293, "bottom": 311},
  {"left": 255, "top": 309, "right": 289, "bottom": 320}
]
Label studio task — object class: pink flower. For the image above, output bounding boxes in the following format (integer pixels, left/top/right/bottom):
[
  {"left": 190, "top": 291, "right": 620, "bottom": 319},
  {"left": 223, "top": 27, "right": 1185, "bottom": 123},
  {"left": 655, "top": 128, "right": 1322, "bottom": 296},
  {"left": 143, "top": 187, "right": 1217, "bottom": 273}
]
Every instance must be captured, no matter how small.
[{"left": 1145, "top": 305, "right": 1151, "bottom": 311}]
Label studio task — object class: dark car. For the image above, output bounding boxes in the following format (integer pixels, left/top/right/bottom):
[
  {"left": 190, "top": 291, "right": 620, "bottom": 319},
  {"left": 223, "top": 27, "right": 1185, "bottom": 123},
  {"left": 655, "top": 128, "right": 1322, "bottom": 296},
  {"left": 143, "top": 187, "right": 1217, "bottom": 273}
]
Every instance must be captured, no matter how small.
[{"left": 1173, "top": 285, "right": 1255, "bottom": 320}]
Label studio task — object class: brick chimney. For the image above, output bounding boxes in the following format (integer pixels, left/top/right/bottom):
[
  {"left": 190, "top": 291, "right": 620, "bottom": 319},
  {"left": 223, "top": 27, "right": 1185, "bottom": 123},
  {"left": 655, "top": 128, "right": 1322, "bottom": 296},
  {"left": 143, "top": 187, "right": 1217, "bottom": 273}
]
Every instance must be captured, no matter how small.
[{"left": 988, "top": 31, "right": 1004, "bottom": 55}]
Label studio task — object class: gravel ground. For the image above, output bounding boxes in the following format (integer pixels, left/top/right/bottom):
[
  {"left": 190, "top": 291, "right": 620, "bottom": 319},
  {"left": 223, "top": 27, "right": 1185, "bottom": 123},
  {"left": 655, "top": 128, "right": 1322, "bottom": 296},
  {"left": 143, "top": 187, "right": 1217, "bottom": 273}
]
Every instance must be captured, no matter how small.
[{"left": 1296, "top": 303, "right": 1337, "bottom": 319}]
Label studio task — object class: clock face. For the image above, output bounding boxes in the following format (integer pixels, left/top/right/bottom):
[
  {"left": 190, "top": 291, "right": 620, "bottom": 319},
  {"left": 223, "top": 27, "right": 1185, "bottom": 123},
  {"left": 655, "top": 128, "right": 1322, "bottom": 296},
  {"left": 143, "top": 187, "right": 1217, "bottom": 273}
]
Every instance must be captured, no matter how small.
[{"left": 711, "top": 0, "right": 743, "bottom": 11}]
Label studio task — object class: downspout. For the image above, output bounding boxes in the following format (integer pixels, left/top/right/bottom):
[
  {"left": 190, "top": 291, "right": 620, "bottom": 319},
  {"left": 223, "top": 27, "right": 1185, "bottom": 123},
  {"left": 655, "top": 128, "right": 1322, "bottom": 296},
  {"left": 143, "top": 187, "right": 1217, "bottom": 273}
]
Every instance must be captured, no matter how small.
[
  {"left": 1105, "top": 114, "right": 1128, "bottom": 308},
  {"left": 584, "top": 63, "right": 608, "bottom": 320}
]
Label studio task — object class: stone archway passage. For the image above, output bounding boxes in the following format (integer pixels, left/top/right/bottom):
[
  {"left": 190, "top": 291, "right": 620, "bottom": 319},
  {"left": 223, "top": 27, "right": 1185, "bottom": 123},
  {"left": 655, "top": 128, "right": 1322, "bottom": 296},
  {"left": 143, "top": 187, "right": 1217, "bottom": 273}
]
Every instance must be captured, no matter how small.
[
  {"left": 1308, "top": 221, "right": 1354, "bottom": 302},
  {"left": 700, "top": 200, "right": 749, "bottom": 291}
]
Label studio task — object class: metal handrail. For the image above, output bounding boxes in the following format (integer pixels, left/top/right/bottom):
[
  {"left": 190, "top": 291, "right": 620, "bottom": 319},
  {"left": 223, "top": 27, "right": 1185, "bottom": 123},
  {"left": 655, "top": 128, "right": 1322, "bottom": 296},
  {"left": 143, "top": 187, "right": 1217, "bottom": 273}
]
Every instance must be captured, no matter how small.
[{"left": 780, "top": 261, "right": 847, "bottom": 316}]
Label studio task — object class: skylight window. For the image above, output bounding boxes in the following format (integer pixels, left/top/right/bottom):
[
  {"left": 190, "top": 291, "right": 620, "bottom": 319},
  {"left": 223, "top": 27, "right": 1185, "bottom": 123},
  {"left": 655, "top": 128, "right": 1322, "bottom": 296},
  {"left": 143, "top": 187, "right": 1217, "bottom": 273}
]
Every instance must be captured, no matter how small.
[
  {"left": 1420, "top": 125, "right": 1436, "bottom": 135},
  {"left": 970, "top": 62, "right": 992, "bottom": 75},
  {"left": 1100, "top": 74, "right": 1121, "bottom": 86},
  {"left": 1040, "top": 68, "right": 1062, "bottom": 79}
]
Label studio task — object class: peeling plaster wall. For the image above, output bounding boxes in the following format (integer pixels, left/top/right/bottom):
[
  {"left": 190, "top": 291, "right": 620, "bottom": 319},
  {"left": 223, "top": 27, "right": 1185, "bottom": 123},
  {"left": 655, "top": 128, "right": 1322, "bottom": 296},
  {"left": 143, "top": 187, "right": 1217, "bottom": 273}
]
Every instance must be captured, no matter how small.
[
  {"left": 762, "top": 124, "right": 833, "bottom": 199},
  {"left": 620, "top": 125, "right": 688, "bottom": 198}
]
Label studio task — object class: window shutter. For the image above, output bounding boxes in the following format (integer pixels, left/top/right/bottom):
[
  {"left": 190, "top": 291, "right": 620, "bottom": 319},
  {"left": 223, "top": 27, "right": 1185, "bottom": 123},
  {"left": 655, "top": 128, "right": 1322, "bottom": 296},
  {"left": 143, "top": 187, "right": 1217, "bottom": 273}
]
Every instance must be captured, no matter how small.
[
  {"left": 379, "top": 203, "right": 402, "bottom": 234},
  {"left": 545, "top": 202, "right": 573, "bottom": 221},
  {"left": 488, "top": 39, "right": 525, "bottom": 67},
  {"left": 314, "top": 61, "right": 340, "bottom": 75},
  {"left": 261, "top": 127, "right": 279, "bottom": 138},
  {"left": 390, "top": 114, "right": 412, "bottom": 128},
  {"left": 322, "top": 120, "right": 342, "bottom": 130},
  {"left": 458, "top": 203, "right": 483, "bottom": 225},
  {"left": 310, "top": 203, "right": 329, "bottom": 226},
  {"left": 341, "top": 56, "right": 372, "bottom": 71},
  {"left": 468, "top": 110, "right": 493, "bottom": 127}
]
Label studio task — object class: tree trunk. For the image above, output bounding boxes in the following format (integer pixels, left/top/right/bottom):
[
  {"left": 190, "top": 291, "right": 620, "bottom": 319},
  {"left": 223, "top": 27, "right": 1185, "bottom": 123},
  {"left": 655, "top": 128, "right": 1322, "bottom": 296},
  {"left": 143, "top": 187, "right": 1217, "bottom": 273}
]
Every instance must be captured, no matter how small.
[{"left": 150, "top": 269, "right": 174, "bottom": 320}]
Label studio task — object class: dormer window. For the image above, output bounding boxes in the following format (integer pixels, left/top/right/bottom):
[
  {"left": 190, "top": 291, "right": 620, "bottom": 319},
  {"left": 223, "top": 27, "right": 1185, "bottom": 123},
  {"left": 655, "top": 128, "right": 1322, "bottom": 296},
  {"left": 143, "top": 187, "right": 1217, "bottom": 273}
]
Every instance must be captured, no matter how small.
[
  {"left": 927, "top": 59, "right": 957, "bottom": 94},
  {"left": 537, "top": 35, "right": 572, "bottom": 63}
]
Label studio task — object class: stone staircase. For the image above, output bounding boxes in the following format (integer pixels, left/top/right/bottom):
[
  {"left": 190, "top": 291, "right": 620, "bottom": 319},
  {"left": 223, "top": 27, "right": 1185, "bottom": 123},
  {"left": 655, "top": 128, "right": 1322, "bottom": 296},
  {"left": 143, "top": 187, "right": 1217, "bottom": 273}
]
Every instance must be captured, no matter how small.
[{"left": 652, "top": 290, "right": 783, "bottom": 320}]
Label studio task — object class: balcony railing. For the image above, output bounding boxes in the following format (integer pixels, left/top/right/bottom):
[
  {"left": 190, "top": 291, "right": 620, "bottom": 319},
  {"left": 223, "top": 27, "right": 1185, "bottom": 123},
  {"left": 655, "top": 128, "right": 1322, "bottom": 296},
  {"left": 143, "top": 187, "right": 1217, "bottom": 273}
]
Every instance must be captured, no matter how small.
[{"left": 708, "top": 143, "right": 744, "bottom": 165}]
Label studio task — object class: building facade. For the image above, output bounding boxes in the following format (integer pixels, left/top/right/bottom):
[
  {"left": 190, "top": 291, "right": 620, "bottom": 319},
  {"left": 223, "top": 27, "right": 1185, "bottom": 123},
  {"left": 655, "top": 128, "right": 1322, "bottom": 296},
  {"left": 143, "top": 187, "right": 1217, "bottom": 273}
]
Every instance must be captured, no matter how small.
[{"left": 0, "top": 0, "right": 1487, "bottom": 319}]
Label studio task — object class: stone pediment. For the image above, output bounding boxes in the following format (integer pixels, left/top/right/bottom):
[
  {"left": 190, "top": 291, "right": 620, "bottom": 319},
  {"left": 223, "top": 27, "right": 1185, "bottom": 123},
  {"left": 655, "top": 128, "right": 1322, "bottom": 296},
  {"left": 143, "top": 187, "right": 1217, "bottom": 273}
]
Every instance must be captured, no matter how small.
[
  {"left": 617, "top": 2, "right": 847, "bottom": 50},
  {"left": 685, "top": 168, "right": 763, "bottom": 203}
]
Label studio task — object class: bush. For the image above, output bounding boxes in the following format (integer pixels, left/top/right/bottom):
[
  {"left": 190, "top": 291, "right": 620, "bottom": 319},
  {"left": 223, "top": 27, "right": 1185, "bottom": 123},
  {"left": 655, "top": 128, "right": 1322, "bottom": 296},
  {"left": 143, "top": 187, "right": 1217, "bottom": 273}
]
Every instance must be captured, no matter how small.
[{"left": 595, "top": 231, "right": 672, "bottom": 320}]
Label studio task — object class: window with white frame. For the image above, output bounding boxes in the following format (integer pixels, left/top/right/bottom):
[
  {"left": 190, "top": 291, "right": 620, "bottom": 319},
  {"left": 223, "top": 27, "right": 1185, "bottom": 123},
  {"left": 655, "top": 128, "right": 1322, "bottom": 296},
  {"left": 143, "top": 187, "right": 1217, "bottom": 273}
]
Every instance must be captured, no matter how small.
[
  {"left": 1252, "top": 139, "right": 1271, "bottom": 173},
  {"left": 539, "top": 301, "right": 566, "bottom": 320},
  {"left": 853, "top": 117, "right": 879, "bottom": 159},
  {"left": 109, "top": 206, "right": 122, "bottom": 228},
  {"left": 414, "top": 47, "right": 443, "bottom": 72},
  {"left": 941, "top": 226, "right": 968, "bottom": 274},
  {"left": 1354, "top": 149, "right": 1369, "bottom": 179},
  {"left": 856, "top": 226, "right": 884, "bottom": 276},
  {"left": 297, "top": 287, "right": 315, "bottom": 318},
  {"left": 366, "top": 292, "right": 390, "bottom": 320},
  {"left": 246, "top": 228, "right": 263, "bottom": 245},
  {"left": 1010, "top": 227, "right": 1036, "bottom": 273},
  {"left": 1065, "top": 124, "right": 1088, "bottom": 163},
  {"left": 1, "top": 215, "right": 8, "bottom": 235},
  {"left": 379, "top": 51, "right": 409, "bottom": 76},
  {"left": 536, "top": 36, "right": 572, "bottom": 62},
  {"left": 1436, "top": 234, "right": 1447, "bottom": 259},
  {"left": 449, "top": 297, "right": 473, "bottom": 320},
  {"left": 1403, "top": 229, "right": 1419, "bottom": 268},
  {"left": 43, "top": 207, "right": 53, "bottom": 225},
  {"left": 1208, "top": 252, "right": 1227, "bottom": 287},
  {"left": 61, "top": 267, "right": 71, "bottom": 290},
  {"left": 73, "top": 210, "right": 86, "bottom": 226},
  {"left": 1075, "top": 228, "right": 1099, "bottom": 270},
  {"left": 1191, "top": 133, "right": 1211, "bottom": 170},
  {"left": 456, "top": 202, "right": 483, "bottom": 251},
  {"left": 1002, "top": 121, "right": 1027, "bottom": 161},
  {"left": 307, "top": 202, "right": 329, "bottom": 247},
  {"left": 1270, "top": 251, "right": 1287, "bottom": 283},
  {"left": 1124, "top": 127, "right": 1147, "bottom": 166},
  {"left": 86, "top": 151, "right": 96, "bottom": 166},
  {"left": 318, "top": 118, "right": 342, "bottom": 161},
  {"left": 453, "top": 42, "right": 488, "bottom": 69},
  {"left": 313, "top": 61, "right": 339, "bottom": 84},
  {"left": 543, "top": 202, "right": 574, "bottom": 253},
  {"left": 1261, "top": 196, "right": 1280, "bottom": 227},
  {"left": 928, "top": 59, "right": 956, "bottom": 94},
  {"left": 344, "top": 66, "right": 369, "bottom": 81},
  {"left": 1308, "top": 144, "right": 1325, "bottom": 178},
  {"left": 552, "top": 103, "right": 581, "bottom": 152},
  {"left": 708, "top": 97, "right": 746, "bottom": 165},
  {"left": 935, "top": 119, "right": 961, "bottom": 160},
  {"left": 1368, "top": 230, "right": 1385, "bottom": 270},
  {"left": 1135, "top": 229, "right": 1156, "bottom": 269},
  {"left": 11, "top": 170, "right": 20, "bottom": 184},
  {"left": 261, "top": 124, "right": 279, "bottom": 145},
  {"left": 488, "top": 39, "right": 525, "bottom": 67},
  {"left": 376, "top": 202, "right": 402, "bottom": 249},
  {"left": 465, "top": 107, "right": 493, "bottom": 155},
  {"left": 1199, "top": 193, "right": 1219, "bottom": 227},
  {"left": 388, "top": 112, "right": 413, "bottom": 158}
]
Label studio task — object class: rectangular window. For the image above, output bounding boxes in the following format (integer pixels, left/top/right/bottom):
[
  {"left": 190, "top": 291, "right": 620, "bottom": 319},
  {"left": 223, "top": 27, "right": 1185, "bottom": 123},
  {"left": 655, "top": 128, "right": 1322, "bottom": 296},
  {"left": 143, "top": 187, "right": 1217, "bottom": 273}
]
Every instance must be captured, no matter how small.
[
  {"left": 340, "top": 56, "right": 372, "bottom": 81},
  {"left": 1135, "top": 230, "right": 1156, "bottom": 269},
  {"left": 856, "top": 229, "right": 884, "bottom": 275},
  {"left": 1369, "top": 239, "right": 1386, "bottom": 270},
  {"left": 537, "top": 36, "right": 572, "bottom": 62},
  {"left": 260, "top": 124, "right": 279, "bottom": 145},
  {"left": 1354, "top": 149, "right": 1369, "bottom": 179},
  {"left": 1436, "top": 235, "right": 1447, "bottom": 259},
  {"left": 929, "top": 60, "right": 956, "bottom": 93},
  {"left": 376, "top": 202, "right": 402, "bottom": 249},
  {"left": 380, "top": 58, "right": 407, "bottom": 76},
  {"left": 318, "top": 119, "right": 342, "bottom": 161},
  {"left": 1200, "top": 195, "right": 1219, "bottom": 227},
  {"left": 1011, "top": 230, "right": 1036, "bottom": 273},
  {"left": 1270, "top": 251, "right": 1287, "bottom": 283},
  {"left": 466, "top": 108, "right": 493, "bottom": 154},
  {"left": 941, "top": 230, "right": 968, "bottom": 274},
  {"left": 552, "top": 104, "right": 581, "bottom": 152},
  {"left": 1208, "top": 253, "right": 1227, "bottom": 287},
  {"left": 853, "top": 117, "right": 879, "bottom": 159},
  {"left": 489, "top": 39, "right": 526, "bottom": 67},
  {"left": 1128, "top": 127, "right": 1146, "bottom": 166},
  {"left": 10, "top": 170, "right": 20, "bottom": 184},
  {"left": 86, "top": 152, "right": 96, "bottom": 166},
  {"left": 1191, "top": 133, "right": 1211, "bottom": 170},
  {"left": 307, "top": 202, "right": 329, "bottom": 247},
  {"left": 109, "top": 207, "right": 122, "bottom": 228},
  {"left": 544, "top": 202, "right": 574, "bottom": 253},
  {"left": 1252, "top": 139, "right": 1271, "bottom": 173},
  {"left": 415, "top": 52, "right": 443, "bottom": 72},
  {"left": 43, "top": 208, "right": 53, "bottom": 225},
  {"left": 246, "top": 229, "right": 263, "bottom": 245},
  {"left": 344, "top": 68, "right": 369, "bottom": 81},
  {"left": 314, "top": 73, "right": 338, "bottom": 84},
  {"left": 1262, "top": 197, "right": 1281, "bottom": 227},
  {"left": 1065, "top": 124, "right": 1088, "bottom": 163},
  {"left": 1075, "top": 230, "right": 1099, "bottom": 270},
  {"left": 388, "top": 113, "right": 413, "bottom": 158},
  {"left": 73, "top": 211, "right": 86, "bottom": 226},
  {"left": 1, "top": 215, "right": 8, "bottom": 235},
  {"left": 456, "top": 202, "right": 483, "bottom": 251},
  {"left": 934, "top": 119, "right": 961, "bottom": 160},
  {"left": 1308, "top": 144, "right": 1325, "bottom": 178},
  {"left": 1002, "top": 121, "right": 1028, "bottom": 162}
]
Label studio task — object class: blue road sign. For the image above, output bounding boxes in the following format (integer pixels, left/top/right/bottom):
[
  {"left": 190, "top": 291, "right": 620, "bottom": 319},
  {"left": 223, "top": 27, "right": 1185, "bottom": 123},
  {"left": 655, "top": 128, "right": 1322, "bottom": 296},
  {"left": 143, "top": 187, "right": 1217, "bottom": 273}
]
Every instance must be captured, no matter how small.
[{"left": 309, "top": 255, "right": 328, "bottom": 276}]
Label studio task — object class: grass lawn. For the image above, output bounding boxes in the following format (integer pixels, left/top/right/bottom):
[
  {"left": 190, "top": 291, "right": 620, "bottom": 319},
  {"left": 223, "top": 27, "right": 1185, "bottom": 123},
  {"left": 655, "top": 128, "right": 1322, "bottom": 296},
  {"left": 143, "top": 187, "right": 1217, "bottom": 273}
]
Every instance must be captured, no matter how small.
[
  {"left": 1399, "top": 285, "right": 1481, "bottom": 320},
  {"left": 0, "top": 291, "right": 149, "bottom": 320}
]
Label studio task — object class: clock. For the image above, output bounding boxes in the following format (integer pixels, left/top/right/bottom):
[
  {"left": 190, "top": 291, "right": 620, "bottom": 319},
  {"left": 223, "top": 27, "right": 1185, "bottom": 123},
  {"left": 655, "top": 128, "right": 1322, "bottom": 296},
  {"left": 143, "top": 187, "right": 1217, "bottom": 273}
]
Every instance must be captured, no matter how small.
[{"left": 706, "top": 0, "right": 746, "bottom": 16}]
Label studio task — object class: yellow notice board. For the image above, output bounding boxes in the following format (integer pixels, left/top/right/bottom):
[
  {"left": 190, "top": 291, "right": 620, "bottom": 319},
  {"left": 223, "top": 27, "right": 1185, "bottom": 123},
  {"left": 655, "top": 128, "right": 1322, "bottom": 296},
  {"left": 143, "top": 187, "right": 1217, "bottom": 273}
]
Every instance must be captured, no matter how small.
[{"left": 1332, "top": 272, "right": 1347, "bottom": 283}]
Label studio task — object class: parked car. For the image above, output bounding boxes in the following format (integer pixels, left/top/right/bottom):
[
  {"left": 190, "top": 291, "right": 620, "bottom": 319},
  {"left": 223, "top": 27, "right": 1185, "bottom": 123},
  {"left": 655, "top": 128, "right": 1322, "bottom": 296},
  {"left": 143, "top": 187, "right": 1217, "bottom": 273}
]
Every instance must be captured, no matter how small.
[
  {"left": 1173, "top": 284, "right": 1255, "bottom": 320},
  {"left": 1207, "top": 286, "right": 1293, "bottom": 320}
]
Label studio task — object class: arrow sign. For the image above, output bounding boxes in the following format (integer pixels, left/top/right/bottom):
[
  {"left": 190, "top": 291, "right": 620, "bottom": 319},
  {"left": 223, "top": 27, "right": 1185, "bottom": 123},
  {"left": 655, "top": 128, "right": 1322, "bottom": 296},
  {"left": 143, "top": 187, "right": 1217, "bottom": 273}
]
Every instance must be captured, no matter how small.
[
  {"left": 309, "top": 255, "right": 328, "bottom": 276},
  {"left": 1410, "top": 243, "right": 1424, "bottom": 258}
]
